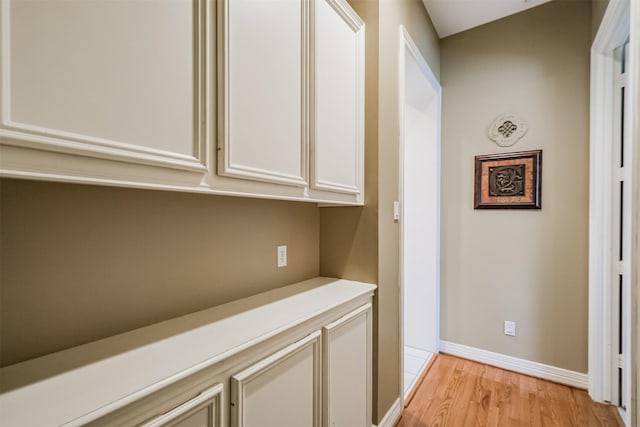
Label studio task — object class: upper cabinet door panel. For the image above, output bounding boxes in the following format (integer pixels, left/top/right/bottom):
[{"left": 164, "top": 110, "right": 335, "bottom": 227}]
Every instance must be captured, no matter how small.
[
  {"left": 219, "top": 0, "right": 308, "bottom": 187},
  {"left": 311, "top": 0, "right": 364, "bottom": 194},
  {"left": 1, "top": 0, "right": 207, "bottom": 172}
]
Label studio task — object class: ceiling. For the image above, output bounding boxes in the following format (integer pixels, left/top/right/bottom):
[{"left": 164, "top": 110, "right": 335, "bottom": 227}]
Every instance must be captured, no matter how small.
[{"left": 422, "top": 0, "right": 552, "bottom": 38}]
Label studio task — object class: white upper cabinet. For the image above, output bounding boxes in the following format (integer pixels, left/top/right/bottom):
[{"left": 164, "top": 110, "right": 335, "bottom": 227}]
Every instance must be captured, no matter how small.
[
  {"left": 0, "top": 0, "right": 364, "bottom": 205},
  {"left": 0, "top": 0, "right": 208, "bottom": 176},
  {"left": 311, "top": 0, "right": 364, "bottom": 195},
  {"left": 217, "top": 0, "right": 365, "bottom": 203},
  {"left": 218, "top": 0, "right": 308, "bottom": 187}
]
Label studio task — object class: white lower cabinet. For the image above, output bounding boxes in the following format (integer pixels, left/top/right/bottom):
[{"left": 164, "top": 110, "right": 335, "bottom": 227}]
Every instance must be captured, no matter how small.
[
  {"left": 323, "top": 304, "right": 372, "bottom": 427},
  {"left": 0, "top": 278, "right": 375, "bottom": 427},
  {"left": 142, "top": 384, "right": 223, "bottom": 427},
  {"left": 231, "top": 332, "right": 322, "bottom": 427},
  {"left": 230, "top": 304, "right": 372, "bottom": 427}
]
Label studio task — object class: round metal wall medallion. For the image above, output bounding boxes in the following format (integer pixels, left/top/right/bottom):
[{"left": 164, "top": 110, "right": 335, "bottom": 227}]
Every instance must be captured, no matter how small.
[{"left": 488, "top": 113, "right": 528, "bottom": 147}]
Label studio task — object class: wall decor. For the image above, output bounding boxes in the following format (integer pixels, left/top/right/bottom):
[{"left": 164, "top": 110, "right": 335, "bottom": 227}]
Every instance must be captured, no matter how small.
[
  {"left": 474, "top": 150, "right": 542, "bottom": 209},
  {"left": 488, "top": 113, "right": 528, "bottom": 147}
]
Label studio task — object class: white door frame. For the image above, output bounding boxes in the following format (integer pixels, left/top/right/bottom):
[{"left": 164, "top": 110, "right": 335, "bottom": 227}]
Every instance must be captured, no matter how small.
[
  {"left": 588, "top": 0, "right": 631, "bottom": 415},
  {"left": 629, "top": 0, "right": 639, "bottom": 424},
  {"left": 397, "top": 25, "right": 442, "bottom": 404}
]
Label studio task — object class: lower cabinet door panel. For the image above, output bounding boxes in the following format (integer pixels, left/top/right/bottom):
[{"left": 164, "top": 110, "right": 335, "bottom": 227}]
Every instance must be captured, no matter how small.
[
  {"left": 231, "top": 331, "right": 322, "bottom": 427},
  {"left": 141, "top": 383, "right": 223, "bottom": 427},
  {"left": 323, "top": 304, "right": 372, "bottom": 427}
]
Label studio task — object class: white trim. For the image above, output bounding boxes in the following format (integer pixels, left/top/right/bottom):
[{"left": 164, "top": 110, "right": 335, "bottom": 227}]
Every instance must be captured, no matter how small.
[
  {"left": 373, "top": 398, "right": 402, "bottom": 427},
  {"left": 617, "top": 406, "right": 627, "bottom": 427},
  {"left": 629, "top": 0, "right": 640, "bottom": 423},
  {"left": 440, "top": 341, "right": 589, "bottom": 389},
  {"left": 397, "top": 24, "right": 442, "bottom": 407},
  {"left": 589, "top": 0, "right": 631, "bottom": 405},
  {"left": 141, "top": 383, "right": 223, "bottom": 427}
]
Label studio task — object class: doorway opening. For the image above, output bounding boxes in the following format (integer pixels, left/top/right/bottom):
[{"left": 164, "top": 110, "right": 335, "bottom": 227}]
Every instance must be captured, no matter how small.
[{"left": 398, "top": 26, "right": 442, "bottom": 401}]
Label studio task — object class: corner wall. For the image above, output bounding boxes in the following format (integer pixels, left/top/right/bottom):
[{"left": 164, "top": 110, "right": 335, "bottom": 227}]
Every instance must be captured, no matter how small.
[{"left": 440, "top": 1, "right": 591, "bottom": 373}]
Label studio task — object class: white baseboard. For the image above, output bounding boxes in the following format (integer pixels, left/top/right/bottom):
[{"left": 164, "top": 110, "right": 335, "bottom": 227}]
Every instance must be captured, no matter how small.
[
  {"left": 374, "top": 397, "right": 402, "bottom": 427},
  {"left": 440, "top": 340, "right": 588, "bottom": 389}
]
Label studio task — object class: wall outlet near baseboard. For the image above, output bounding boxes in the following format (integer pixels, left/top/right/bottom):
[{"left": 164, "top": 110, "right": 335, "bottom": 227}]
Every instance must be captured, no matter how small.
[{"left": 504, "top": 320, "right": 516, "bottom": 336}]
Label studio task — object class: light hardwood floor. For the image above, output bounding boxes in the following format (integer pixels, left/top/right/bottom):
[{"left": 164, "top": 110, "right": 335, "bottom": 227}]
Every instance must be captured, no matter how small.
[{"left": 396, "top": 354, "right": 623, "bottom": 427}]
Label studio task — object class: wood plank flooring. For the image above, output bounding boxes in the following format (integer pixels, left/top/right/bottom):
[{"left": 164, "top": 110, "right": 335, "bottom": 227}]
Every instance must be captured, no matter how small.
[{"left": 396, "top": 354, "right": 623, "bottom": 427}]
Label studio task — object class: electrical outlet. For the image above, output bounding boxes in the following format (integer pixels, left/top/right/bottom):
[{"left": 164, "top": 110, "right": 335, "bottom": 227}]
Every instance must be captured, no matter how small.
[
  {"left": 504, "top": 320, "right": 516, "bottom": 336},
  {"left": 277, "top": 245, "right": 287, "bottom": 268}
]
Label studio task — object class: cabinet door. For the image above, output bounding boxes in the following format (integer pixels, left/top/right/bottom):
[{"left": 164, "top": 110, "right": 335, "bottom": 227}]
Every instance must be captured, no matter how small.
[
  {"left": 218, "top": 0, "right": 308, "bottom": 187},
  {"left": 231, "top": 331, "right": 321, "bottom": 427},
  {"left": 311, "top": 0, "right": 364, "bottom": 195},
  {"left": 141, "top": 384, "right": 223, "bottom": 427},
  {"left": 323, "top": 304, "right": 372, "bottom": 427},
  {"left": 0, "top": 0, "right": 208, "bottom": 175}
]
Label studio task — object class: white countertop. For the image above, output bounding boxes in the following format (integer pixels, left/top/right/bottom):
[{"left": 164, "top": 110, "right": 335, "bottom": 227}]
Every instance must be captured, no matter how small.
[{"left": 0, "top": 277, "right": 376, "bottom": 426}]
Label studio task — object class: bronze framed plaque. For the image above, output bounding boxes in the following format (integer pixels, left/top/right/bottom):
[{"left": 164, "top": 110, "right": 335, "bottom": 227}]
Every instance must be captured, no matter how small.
[{"left": 474, "top": 150, "right": 542, "bottom": 209}]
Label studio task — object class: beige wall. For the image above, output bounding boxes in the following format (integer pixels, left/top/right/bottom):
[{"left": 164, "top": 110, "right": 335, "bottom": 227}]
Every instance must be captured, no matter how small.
[
  {"left": 0, "top": 179, "right": 319, "bottom": 366},
  {"left": 440, "top": 1, "right": 591, "bottom": 372},
  {"left": 321, "top": 0, "right": 440, "bottom": 422}
]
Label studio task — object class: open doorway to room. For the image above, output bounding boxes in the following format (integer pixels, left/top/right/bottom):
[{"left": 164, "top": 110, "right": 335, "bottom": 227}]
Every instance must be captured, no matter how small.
[{"left": 398, "top": 26, "right": 442, "bottom": 402}]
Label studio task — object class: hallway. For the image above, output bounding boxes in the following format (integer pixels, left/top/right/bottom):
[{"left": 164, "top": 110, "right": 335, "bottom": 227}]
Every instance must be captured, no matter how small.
[{"left": 396, "top": 354, "right": 623, "bottom": 427}]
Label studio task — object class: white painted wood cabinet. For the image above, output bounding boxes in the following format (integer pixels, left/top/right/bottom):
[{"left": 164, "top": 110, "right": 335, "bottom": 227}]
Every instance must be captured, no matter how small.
[
  {"left": 0, "top": 278, "right": 375, "bottom": 426},
  {"left": 217, "top": 0, "right": 308, "bottom": 188},
  {"left": 141, "top": 384, "right": 223, "bottom": 427},
  {"left": 0, "top": 0, "right": 208, "bottom": 183},
  {"left": 216, "top": 0, "right": 365, "bottom": 203},
  {"left": 231, "top": 332, "right": 322, "bottom": 427},
  {"left": 0, "top": 0, "right": 365, "bottom": 205},
  {"left": 311, "top": 0, "right": 364, "bottom": 196},
  {"left": 323, "top": 304, "right": 372, "bottom": 427}
]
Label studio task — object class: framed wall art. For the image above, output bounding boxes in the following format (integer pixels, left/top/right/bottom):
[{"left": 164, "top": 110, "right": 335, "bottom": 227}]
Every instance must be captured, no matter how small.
[{"left": 474, "top": 150, "right": 542, "bottom": 209}]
